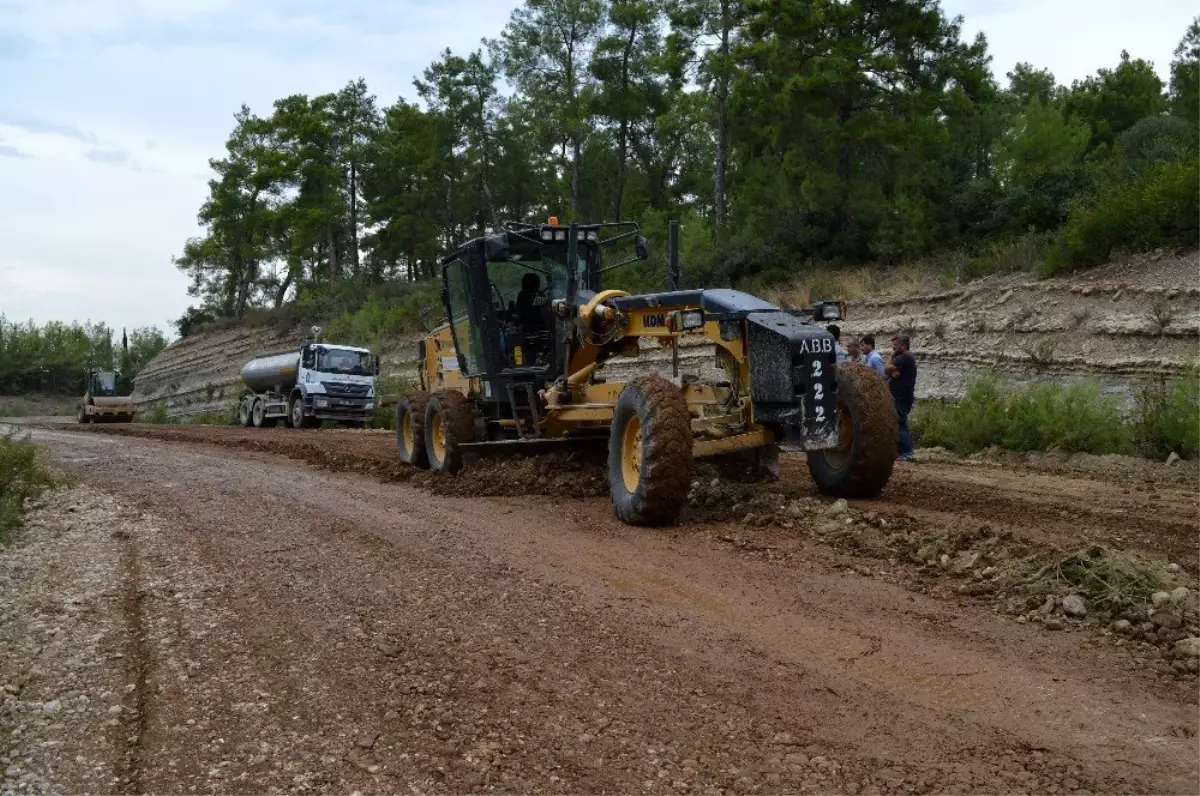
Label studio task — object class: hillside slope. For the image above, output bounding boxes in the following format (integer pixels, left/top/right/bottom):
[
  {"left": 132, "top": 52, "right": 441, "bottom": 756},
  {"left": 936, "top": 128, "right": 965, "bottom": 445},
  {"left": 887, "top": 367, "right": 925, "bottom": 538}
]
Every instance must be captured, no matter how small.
[
  {"left": 843, "top": 251, "right": 1198, "bottom": 402},
  {"left": 135, "top": 251, "right": 1197, "bottom": 419}
]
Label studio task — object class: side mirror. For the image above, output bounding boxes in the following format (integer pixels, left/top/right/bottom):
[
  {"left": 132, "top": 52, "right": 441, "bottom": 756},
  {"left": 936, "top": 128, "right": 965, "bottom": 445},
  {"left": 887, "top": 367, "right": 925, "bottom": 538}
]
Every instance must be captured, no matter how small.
[
  {"left": 635, "top": 236, "right": 649, "bottom": 261},
  {"left": 374, "top": 360, "right": 381, "bottom": 376}
]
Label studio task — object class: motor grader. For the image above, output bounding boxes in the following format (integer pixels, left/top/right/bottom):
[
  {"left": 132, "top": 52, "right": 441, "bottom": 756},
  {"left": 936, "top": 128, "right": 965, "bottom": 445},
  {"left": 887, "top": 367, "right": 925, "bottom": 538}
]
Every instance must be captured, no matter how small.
[
  {"left": 76, "top": 368, "right": 135, "bottom": 423},
  {"left": 396, "top": 219, "right": 897, "bottom": 525}
]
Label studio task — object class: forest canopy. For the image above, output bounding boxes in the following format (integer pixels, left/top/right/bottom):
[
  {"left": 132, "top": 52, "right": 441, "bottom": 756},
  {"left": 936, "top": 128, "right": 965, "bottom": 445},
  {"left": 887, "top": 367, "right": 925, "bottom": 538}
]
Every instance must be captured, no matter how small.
[{"left": 172, "top": 1, "right": 1200, "bottom": 334}]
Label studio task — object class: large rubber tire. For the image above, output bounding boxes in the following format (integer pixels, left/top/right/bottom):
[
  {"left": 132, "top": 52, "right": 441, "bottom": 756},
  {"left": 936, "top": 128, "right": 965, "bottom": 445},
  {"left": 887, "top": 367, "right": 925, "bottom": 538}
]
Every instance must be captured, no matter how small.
[
  {"left": 807, "top": 362, "right": 898, "bottom": 498},
  {"left": 424, "top": 391, "right": 474, "bottom": 474},
  {"left": 251, "top": 399, "right": 266, "bottom": 428},
  {"left": 396, "top": 393, "right": 430, "bottom": 469},
  {"left": 607, "top": 375, "right": 694, "bottom": 526},
  {"left": 76, "top": 404, "right": 89, "bottom": 424},
  {"left": 238, "top": 398, "right": 253, "bottom": 427}
]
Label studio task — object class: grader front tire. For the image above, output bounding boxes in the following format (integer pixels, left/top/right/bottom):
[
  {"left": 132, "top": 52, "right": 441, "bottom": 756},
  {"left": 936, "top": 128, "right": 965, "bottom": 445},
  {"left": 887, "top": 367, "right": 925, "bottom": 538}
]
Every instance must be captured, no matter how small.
[
  {"left": 607, "top": 375, "right": 694, "bottom": 526},
  {"left": 424, "top": 391, "right": 474, "bottom": 474},
  {"left": 396, "top": 392, "right": 430, "bottom": 469},
  {"left": 807, "top": 362, "right": 898, "bottom": 498}
]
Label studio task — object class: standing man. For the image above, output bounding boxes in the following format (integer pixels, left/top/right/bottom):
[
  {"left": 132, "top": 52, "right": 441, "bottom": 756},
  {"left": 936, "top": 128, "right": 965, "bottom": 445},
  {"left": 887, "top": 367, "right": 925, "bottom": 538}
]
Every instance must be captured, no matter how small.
[
  {"left": 846, "top": 337, "right": 865, "bottom": 364},
  {"left": 827, "top": 324, "right": 848, "bottom": 364},
  {"left": 885, "top": 335, "right": 917, "bottom": 461},
  {"left": 862, "top": 335, "right": 887, "bottom": 379}
]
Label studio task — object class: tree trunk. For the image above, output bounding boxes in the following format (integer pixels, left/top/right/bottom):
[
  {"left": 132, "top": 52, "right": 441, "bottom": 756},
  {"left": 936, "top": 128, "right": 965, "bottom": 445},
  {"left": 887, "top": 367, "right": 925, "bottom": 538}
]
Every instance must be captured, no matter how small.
[
  {"left": 610, "top": 22, "right": 637, "bottom": 223},
  {"left": 571, "top": 135, "right": 582, "bottom": 217},
  {"left": 349, "top": 161, "right": 360, "bottom": 275},
  {"left": 714, "top": 0, "right": 732, "bottom": 235},
  {"left": 274, "top": 260, "right": 297, "bottom": 307},
  {"left": 325, "top": 225, "right": 340, "bottom": 283}
]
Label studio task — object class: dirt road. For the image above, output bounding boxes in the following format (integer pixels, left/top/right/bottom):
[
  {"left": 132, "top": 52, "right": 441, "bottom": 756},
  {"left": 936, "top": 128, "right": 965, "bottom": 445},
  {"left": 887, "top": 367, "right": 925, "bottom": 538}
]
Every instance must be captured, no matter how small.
[{"left": 3, "top": 425, "right": 1198, "bottom": 795}]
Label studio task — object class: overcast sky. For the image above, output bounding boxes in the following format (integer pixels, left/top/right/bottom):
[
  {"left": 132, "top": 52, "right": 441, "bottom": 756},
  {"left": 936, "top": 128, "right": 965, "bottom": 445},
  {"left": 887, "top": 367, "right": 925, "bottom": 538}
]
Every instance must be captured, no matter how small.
[{"left": 0, "top": 0, "right": 1195, "bottom": 337}]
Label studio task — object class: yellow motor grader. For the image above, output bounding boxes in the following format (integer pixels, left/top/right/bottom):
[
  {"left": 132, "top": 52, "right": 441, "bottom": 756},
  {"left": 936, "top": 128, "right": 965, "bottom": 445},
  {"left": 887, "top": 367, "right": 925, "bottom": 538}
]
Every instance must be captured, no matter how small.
[
  {"left": 76, "top": 368, "right": 135, "bottom": 423},
  {"left": 396, "top": 219, "right": 897, "bottom": 525}
]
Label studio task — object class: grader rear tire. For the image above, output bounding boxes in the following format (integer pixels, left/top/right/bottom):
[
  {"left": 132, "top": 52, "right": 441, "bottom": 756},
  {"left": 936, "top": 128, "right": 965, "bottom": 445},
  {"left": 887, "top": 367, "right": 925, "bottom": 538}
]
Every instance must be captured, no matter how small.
[
  {"left": 607, "top": 375, "right": 694, "bottom": 526},
  {"left": 424, "top": 391, "right": 474, "bottom": 474},
  {"left": 807, "top": 362, "right": 898, "bottom": 498},
  {"left": 396, "top": 393, "right": 430, "bottom": 469}
]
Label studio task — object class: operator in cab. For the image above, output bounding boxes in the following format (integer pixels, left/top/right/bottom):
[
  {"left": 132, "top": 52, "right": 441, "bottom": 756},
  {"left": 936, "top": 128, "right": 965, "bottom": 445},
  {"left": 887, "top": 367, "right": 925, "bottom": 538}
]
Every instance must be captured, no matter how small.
[{"left": 515, "top": 272, "right": 552, "bottom": 365}]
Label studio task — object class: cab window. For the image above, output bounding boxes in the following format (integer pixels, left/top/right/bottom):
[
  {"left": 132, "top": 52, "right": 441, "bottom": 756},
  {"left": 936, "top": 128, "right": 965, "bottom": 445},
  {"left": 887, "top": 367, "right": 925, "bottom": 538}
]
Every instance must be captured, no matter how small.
[{"left": 445, "top": 256, "right": 482, "bottom": 374}]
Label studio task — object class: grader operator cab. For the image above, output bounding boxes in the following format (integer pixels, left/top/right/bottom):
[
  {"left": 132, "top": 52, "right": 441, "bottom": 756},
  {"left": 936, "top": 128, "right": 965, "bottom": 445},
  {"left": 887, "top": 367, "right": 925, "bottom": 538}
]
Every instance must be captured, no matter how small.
[{"left": 397, "top": 219, "right": 897, "bottom": 525}]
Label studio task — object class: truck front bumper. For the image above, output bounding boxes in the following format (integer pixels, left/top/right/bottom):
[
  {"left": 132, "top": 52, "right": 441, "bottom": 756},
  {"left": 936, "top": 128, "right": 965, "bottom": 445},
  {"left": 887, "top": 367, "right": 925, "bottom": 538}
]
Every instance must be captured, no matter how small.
[{"left": 306, "top": 396, "right": 373, "bottom": 421}]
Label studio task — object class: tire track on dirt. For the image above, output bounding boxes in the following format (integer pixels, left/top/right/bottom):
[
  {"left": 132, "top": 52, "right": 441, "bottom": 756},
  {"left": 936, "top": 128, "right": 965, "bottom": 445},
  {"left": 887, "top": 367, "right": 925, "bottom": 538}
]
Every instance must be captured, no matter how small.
[{"left": 113, "top": 529, "right": 150, "bottom": 795}]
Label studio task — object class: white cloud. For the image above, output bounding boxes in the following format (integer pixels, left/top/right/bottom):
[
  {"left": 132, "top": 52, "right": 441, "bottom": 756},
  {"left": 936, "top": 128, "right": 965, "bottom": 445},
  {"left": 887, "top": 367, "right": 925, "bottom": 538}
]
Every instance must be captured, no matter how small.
[{"left": 946, "top": 0, "right": 1195, "bottom": 86}]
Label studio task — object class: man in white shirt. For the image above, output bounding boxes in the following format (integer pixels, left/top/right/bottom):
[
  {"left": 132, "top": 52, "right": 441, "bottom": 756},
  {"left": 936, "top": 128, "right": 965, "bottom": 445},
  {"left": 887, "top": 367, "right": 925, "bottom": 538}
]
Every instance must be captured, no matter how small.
[{"left": 862, "top": 334, "right": 887, "bottom": 378}]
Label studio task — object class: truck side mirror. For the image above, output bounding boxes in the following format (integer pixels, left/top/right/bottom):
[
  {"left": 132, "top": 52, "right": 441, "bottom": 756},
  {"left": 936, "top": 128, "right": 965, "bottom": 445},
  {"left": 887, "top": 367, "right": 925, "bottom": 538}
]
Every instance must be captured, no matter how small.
[
  {"left": 635, "top": 236, "right": 649, "bottom": 261},
  {"left": 374, "top": 360, "right": 380, "bottom": 376}
]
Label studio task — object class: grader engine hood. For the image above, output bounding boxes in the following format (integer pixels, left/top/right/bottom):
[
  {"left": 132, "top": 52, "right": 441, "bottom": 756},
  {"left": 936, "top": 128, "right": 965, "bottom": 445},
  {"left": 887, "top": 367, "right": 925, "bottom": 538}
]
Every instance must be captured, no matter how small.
[{"left": 606, "top": 288, "right": 840, "bottom": 450}]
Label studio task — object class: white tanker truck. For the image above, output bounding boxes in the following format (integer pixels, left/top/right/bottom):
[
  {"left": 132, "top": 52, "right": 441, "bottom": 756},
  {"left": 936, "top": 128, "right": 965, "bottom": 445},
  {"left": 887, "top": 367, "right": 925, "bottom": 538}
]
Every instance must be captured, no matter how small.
[{"left": 237, "top": 336, "right": 378, "bottom": 429}]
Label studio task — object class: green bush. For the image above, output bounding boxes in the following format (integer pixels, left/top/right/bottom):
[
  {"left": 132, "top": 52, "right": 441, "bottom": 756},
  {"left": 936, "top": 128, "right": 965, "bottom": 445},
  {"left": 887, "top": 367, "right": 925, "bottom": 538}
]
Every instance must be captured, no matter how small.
[
  {"left": 0, "top": 432, "right": 54, "bottom": 544},
  {"left": 190, "top": 402, "right": 239, "bottom": 426},
  {"left": 142, "top": 403, "right": 173, "bottom": 424},
  {"left": 370, "top": 404, "right": 396, "bottom": 430},
  {"left": 912, "top": 374, "right": 1010, "bottom": 453},
  {"left": 1132, "top": 367, "right": 1200, "bottom": 459},
  {"left": 1001, "top": 380, "right": 1130, "bottom": 453},
  {"left": 1042, "top": 157, "right": 1200, "bottom": 276},
  {"left": 1160, "top": 372, "right": 1200, "bottom": 458},
  {"left": 913, "top": 374, "right": 1131, "bottom": 456}
]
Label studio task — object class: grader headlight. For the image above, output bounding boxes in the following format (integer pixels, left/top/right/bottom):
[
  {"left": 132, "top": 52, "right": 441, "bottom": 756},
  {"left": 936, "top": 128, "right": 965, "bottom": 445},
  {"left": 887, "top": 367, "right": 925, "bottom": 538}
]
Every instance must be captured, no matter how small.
[{"left": 668, "top": 309, "right": 704, "bottom": 332}]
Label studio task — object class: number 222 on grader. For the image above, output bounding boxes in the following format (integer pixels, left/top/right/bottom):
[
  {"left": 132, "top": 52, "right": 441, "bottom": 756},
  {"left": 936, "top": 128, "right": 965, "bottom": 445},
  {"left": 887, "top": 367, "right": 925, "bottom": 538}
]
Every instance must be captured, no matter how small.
[{"left": 396, "top": 220, "right": 898, "bottom": 526}]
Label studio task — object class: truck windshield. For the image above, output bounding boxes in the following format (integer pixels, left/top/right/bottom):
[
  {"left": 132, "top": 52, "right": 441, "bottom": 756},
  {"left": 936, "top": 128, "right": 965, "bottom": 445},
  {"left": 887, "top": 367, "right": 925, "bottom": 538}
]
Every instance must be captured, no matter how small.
[{"left": 314, "top": 348, "right": 374, "bottom": 376}]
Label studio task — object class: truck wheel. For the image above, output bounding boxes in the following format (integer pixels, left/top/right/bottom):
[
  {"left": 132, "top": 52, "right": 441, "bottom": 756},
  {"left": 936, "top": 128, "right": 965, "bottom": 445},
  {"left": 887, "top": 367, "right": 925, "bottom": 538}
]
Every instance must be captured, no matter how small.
[
  {"left": 397, "top": 393, "right": 430, "bottom": 468},
  {"left": 424, "top": 391, "right": 473, "bottom": 474},
  {"left": 238, "top": 398, "right": 253, "bottom": 427},
  {"left": 807, "top": 362, "right": 898, "bottom": 498},
  {"left": 288, "top": 397, "right": 306, "bottom": 429},
  {"left": 608, "top": 375, "right": 693, "bottom": 526},
  {"left": 251, "top": 399, "right": 266, "bottom": 428},
  {"left": 76, "top": 404, "right": 89, "bottom": 424}
]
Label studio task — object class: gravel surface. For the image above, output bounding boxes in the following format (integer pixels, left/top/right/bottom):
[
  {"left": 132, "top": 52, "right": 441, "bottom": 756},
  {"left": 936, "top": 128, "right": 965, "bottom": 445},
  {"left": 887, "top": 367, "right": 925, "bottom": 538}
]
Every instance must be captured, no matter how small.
[{"left": 1, "top": 427, "right": 1197, "bottom": 794}]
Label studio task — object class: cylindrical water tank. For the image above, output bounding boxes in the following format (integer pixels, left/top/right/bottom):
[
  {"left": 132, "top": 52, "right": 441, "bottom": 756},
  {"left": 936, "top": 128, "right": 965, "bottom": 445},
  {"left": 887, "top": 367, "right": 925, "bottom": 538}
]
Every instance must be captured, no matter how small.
[{"left": 241, "top": 352, "right": 300, "bottom": 393}]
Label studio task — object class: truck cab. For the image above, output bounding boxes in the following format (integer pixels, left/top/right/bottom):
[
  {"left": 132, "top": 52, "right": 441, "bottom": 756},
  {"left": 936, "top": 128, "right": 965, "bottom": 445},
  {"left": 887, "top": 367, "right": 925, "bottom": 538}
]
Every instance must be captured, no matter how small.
[{"left": 296, "top": 343, "right": 378, "bottom": 425}]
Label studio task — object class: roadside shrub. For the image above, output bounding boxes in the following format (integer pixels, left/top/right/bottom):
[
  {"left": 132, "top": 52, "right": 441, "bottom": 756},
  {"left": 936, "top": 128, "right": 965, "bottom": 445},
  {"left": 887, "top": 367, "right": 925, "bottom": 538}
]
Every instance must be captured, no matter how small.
[
  {"left": 1042, "top": 157, "right": 1199, "bottom": 276},
  {"left": 1159, "top": 371, "right": 1200, "bottom": 458},
  {"left": 912, "top": 374, "right": 1131, "bottom": 456},
  {"left": 1131, "top": 367, "right": 1200, "bottom": 459},
  {"left": 190, "top": 402, "right": 239, "bottom": 426},
  {"left": 0, "top": 432, "right": 54, "bottom": 544},
  {"left": 1001, "top": 380, "right": 1129, "bottom": 453},
  {"left": 912, "top": 374, "right": 1009, "bottom": 453},
  {"left": 142, "top": 403, "right": 173, "bottom": 424}
]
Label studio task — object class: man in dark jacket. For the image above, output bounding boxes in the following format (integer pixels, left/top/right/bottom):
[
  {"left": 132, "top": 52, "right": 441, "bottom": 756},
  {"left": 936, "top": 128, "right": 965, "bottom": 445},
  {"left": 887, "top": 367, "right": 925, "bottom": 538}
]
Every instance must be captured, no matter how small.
[{"left": 885, "top": 335, "right": 917, "bottom": 461}]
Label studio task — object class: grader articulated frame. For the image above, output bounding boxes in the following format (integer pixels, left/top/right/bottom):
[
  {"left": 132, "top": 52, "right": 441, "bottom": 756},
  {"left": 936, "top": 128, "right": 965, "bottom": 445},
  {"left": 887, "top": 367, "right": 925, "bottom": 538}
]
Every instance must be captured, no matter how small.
[{"left": 397, "top": 219, "right": 897, "bottom": 525}]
